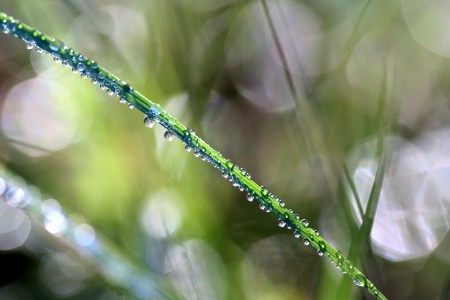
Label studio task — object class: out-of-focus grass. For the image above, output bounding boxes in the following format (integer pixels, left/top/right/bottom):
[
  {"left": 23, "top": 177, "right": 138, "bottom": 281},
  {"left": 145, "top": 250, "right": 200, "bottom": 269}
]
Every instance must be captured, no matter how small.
[{"left": 1, "top": 0, "right": 450, "bottom": 299}]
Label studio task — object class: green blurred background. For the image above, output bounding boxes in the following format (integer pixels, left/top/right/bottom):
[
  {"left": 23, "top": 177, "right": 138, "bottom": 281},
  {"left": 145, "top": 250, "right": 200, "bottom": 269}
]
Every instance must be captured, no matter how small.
[{"left": 2, "top": 0, "right": 450, "bottom": 299}]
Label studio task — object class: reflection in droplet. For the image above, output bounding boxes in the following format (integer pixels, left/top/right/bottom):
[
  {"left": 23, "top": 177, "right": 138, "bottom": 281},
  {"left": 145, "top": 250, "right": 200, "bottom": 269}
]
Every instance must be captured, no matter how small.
[{"left": 164, "top": 131, "right": 174, "bottom": 142}]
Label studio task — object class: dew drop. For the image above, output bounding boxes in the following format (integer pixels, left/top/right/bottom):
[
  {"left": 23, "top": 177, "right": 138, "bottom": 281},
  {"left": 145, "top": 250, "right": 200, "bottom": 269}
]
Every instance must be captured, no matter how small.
[
  {"left": 91, "top": 79, "right": 98, "bottom": 85},
  {"left": 303, "top": 239, "right": 310, "bottom": 246},
  {"left": 239, "top": 186, "right": 244, "bottom": 192},
  {"left": 164, "top": 131, "right": 174, "bottom": 141},
  {"left": 77, "top": 62, "right": 86, "bottom": 72},
  {"left": 261, "top": 186, "right": 268, "bottom": 197},
  {"left": 143, "top": 116, "right": 155, "bottom": 128},
  {"left": 185, "top": 145, "right": 192, "bottom": 152},
  {"left": 107, "top": 90, "right": 114, "bottom": 96},
  {"left": 259, "top": 203, "right": 266, "bottom": 210},
  {"left": 246, "top": 194, "right": 254, "bottom": 202},
  {"left": 265, "top": 207, "right": 270, "bottom": 213},
  {"left": 295, "top": 214, "right": 299, "bottom": 219},
  {"left": 61, "top": 60, "right": 69, "bottom": 67},
  {"left": 36, "top": 47, "right": 43, "bottom": 53},
  {"left": 128, "top": 103, "right": 134, "bottom": 109},
  {"left": 222, "top": 171, "right": 228, "bottom": 178},
  {"left": 277, "top": 218, "right": 286, "bottom": 228},
  {"left": 278, "top": 200, "right": 285, "bottom": 207},
  {"left": 119, "top": 98, "right": 126, "bottom": 104},
  {"left": 53, "top": 57, "right": 60, "bottom": 63},
  {"left": 314, "top": 230, "right": 320, "bottom": 236},
  {"left": 72, "top": 67, "right": 78, "bottom": 74},
  {"left": 294, "top": 231, "right": 301, "bottom": 238},
  {"left": 194, "top": 151, "right": 201, "bottom": 158},
  {"left": 317, "top": 250, "right": 324, "bottom": 257},
  {"left": 49, "top": 39, "right": 62, "bottom": 52},
  {"left": 301, "top": 219, "right": 309, "bottom": 227},
  {"left": 26, "top": 42, "right": 34, "bottom": 50},
  {"left": 100, "top": 85, "right": 107, "bottom": 90},
  {"left": 80, "top": 73, "right": 87, "bottom": 79},
  {"left": 4, "top": 187, "right": 26, "bottom": 208}
]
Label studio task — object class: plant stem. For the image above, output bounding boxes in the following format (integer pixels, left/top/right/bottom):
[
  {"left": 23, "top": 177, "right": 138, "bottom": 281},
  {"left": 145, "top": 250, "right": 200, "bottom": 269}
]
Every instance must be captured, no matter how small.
[{"left": 0, "top": 11, "right": 387, "bottom": 300}]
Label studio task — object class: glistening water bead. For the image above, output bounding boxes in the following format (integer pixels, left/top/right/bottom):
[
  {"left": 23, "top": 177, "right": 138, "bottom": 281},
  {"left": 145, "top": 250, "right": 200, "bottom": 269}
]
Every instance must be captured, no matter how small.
[
  {"left": 164, "top": 131, "right": 174, "bottom": 141},
  {"left": 144, "top": 116, "right": 155, "bottom": 128}
]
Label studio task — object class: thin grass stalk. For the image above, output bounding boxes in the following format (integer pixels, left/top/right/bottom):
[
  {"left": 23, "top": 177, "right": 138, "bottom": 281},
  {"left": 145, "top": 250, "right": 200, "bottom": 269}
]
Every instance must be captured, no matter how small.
[{"left": 0, "top": 12, "right": 387, "bottom": 300}]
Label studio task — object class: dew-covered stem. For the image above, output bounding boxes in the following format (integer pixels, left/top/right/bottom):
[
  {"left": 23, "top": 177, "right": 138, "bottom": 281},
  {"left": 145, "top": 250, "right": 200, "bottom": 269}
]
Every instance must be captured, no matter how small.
[{"left": 0, "top": 12, "right": 387, "bottom": 300}]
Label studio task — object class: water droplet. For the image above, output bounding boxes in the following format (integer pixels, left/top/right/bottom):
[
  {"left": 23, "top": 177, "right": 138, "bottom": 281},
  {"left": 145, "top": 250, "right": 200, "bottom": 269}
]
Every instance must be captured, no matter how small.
[
  {"left": 261, "top": 186, "right": 268, "bottom": 196},
  {"left": 277, "top": 218, "right": 286, "bottom": 228},
  {"left": 246, "top": 173, "right": 251, "bottom": 179},
  {"left": 72, "top": 67, "right": 78, "bottom": 74},
  {"left": 91, "top": 61, "right": 98, "bottom": 69},
  {"left": 4, "top": 187, "right": 26, "bottom": 208},
  {"left": 246, "top": 194, "right": 254, "bottom": 202},
  {"left": 143, "top": 116, "right": 155, "bottom": 128},
  {"left": 265, "top": 207, "right": 270, "bottom": 213},
  {"left": 78, "top": 54, "right": 85, "bottom": 62},
  {"left": 36, "top": 47, "right": 43, "bottom": 53},
  {"left": 91, "top": 79, "right": 98, "bottom": 84},
  {"left": 98, "top": 72, "right": 105, "bottom": 82},
  {"left": 194, "top": 151, "right": 201, "bottom": 158},
  {"left": 239, "top": 186, "right": 244, "bottom": 192},
  {"left": 294, "top": 231, "right": 301, "bottom": 238},
  {"left": 184, "top": 145, "right": 192, "bottom": 152},
  {"left": 221, "top": 171, "right": 228, "bottom": 178},
  {"left": 26, "top": 42, "right": 34, "bottom": 50},
  {"left": 278, "top": 200, "right": 285, "bottom": 207},
  {"left": 317, "top": 250, "right": 324, "bottom": 256},
  {"left": 352, "top": 273, "right": 366, "bottom": 287},
  {"left": 107, "top": 90, "right": 114, "bottom": 96},
  {"left": 80, "top": 73, "right": 87, "bottom": 79},
  {"left": 100, "top": 85, "right": 107, "bottom": 90},
  {"left": 61, "top": 60, "right": 69, "bottom": 67},
  {"left": 119, "top": 98, "right": 126, "bottom": 104},
  {"left": 53, "top": 56, "right": 60, "bottom": 63},
  {"left": 259, "top": 203, "right": 266, "bottom": 210},
  {"left": 303, "top": 239, "right": 310, "bottom": 246},
  {"left": 301, "top": 219, "right": 309, "bottom": 227},
  {"left": 77, "top": 62, "right": 86, "bottom": 72},
  {"left": 128, "top": 103, "right": 134, "bottom": 109},
  {"left": 295, "top": 214, "right": 299, "bottom": 219},
  {"left": 164, "top": 131, "right": 174, "bottom": 141},
  {"left": 314, "top": 230, "right": 320, "bottom": 236},
  {"left": 49, "top": 39, "right": 62, "bottom": 52}
]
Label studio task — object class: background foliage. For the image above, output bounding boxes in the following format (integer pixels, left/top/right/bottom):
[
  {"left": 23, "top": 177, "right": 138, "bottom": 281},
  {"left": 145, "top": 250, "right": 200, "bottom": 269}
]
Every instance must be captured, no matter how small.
[{"left": 1, "top": 0, "right": 450, "bottom": 299}]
